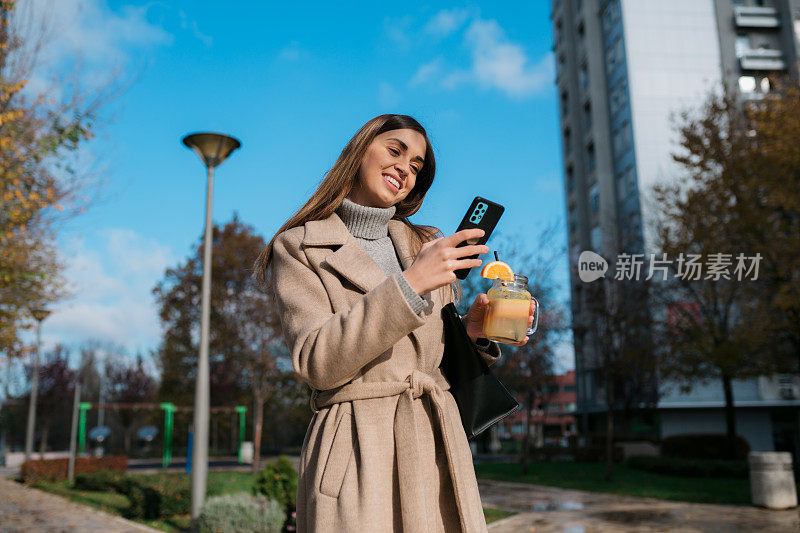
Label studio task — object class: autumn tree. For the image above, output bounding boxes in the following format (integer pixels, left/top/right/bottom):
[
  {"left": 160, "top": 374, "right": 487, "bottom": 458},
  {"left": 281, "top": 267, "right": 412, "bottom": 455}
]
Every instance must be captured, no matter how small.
[
  {"left": 28, "top": 344, "right": 75, "bottom": 455},
  {"left": 0, "top": 0, "right": 109, "bottom": 355},
  {"left": 105, "top": 355, "right": 156, "bottom": 453},
  {"left": 578, "top": 273, "right": 656, "bottom": 480},
  {"left": 459, "top": 224, "right": 569, "bottom": 472},
  {"left": 154, "top": 215, "right": 305, "bottom": 457},
  {"left": 652, "top": 85, "right": 796, "bottom": 458}
]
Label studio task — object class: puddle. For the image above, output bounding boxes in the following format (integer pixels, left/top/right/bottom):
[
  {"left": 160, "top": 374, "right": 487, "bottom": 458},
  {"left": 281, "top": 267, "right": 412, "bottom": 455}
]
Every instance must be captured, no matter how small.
[
  {"left": 594, "top": 510, "right": 672, "bottom": 524},
  {"left": 531, "top": 501, "right": 585, "bottom": 512}
]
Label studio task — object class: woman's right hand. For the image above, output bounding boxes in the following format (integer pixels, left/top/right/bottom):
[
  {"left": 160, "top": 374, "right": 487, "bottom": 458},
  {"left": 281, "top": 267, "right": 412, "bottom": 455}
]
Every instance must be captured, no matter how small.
[{"left": 403, "top": 228, "right": 490, "bottom": 295}]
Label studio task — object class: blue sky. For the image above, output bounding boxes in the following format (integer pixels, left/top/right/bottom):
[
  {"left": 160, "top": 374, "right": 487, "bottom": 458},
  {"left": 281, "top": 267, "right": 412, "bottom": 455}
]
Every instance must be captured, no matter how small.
[{"left": 19, "top": 1, "right": 573, "bottom": 372}]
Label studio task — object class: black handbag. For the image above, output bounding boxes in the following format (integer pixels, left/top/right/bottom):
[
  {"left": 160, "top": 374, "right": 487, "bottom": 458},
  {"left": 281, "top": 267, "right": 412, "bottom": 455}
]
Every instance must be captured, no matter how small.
[{"left": 439, "top": 302, "right": 520, "bottom": 440}]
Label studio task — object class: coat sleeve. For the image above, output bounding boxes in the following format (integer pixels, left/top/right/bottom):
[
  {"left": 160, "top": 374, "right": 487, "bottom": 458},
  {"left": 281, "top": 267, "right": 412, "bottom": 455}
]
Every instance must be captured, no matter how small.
[{"left": 271, "top": 230, "right": 427, "bottom": 391}]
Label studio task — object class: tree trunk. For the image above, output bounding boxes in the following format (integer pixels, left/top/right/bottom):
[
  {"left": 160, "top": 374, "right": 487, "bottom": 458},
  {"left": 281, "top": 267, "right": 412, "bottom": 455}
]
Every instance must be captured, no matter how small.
[
  {"left": 722, "top": 373, "right": 738, "bottom": 459},
  {"left": 212, "top": 415, "right": 218, "bottom": 456},
  {"left": 39, "top": 424, "right": 48, "bottom": 459},
  {"left": 252, "top": 387, "right": 264, "bottom": 473},
  {"left": 521, "top": 391, "right": 533, "bottom": 476},
  {"left": 604, "top": 378, "right": 614, "bottom": 482},
  {"left": 124, "top": 427, "right": 131, "bottom": 454}
]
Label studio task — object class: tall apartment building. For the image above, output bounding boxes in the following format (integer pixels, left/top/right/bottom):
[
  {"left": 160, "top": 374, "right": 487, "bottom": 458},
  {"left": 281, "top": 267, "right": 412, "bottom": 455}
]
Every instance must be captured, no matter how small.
[{"left": 552, "top": 0, "right": 800, "bottom": 449}]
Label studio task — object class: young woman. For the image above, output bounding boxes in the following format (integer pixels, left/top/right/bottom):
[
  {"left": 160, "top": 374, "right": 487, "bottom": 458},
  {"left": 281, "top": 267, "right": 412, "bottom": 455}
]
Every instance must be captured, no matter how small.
[{"left": 255, "top": 114, "right": 533, "bottom": 532}]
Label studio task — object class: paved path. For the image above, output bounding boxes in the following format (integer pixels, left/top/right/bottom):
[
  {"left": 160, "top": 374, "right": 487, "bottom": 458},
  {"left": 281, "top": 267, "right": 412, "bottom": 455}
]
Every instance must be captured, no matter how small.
[
  {"left": 480, "top": 480, "right": 800, "bottom": 532},
  {"left": 0, "top": 477, "right": 158, "bottom": 533}
]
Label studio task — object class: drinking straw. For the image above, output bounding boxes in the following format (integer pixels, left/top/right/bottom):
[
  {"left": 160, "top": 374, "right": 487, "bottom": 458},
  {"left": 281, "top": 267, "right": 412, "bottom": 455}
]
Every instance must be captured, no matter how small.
[{"left": 494, "top": 251, "right": 499, "bottom": 262}]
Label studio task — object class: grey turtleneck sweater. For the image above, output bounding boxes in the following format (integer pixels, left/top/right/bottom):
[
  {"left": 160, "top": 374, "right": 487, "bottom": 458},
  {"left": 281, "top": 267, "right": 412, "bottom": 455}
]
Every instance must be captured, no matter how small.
[{"left": 336, "top": 198, "right": 495, "bottom": 350}]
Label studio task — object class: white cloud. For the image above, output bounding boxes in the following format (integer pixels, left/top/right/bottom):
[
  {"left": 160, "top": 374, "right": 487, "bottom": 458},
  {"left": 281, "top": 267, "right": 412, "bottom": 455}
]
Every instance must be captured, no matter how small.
[
  {"left": 10, "top": 0, "right": 172, "bottom": 98},
  {"left": 40, "top": 229, "right": 176, "bottom": 356},
  {"left": 277, "top": 41, "right": 307, "bottom": 62},
  {"left": 410, "top": 57, "right": 443, "bottom": 87},
  {"left": 383, "top": 15, "right": 415, "bottom": 50},
  {"left": 553, "top": 340, "right": 575, "bottom": 374},
  {"left": 408, "top": 11, "right": 553, "bottom": 99},
  {"left": 378, "top": 81, "right": 401, "bottom": 108},
  {"left": 179, "top": 9, "right": 212, "bottom": 48},
  {"left": 464, "top": 19, "right": 554, "bottom": 97},
  {"left": 423, "top": 7, "right": 473, "bottom": 38}
]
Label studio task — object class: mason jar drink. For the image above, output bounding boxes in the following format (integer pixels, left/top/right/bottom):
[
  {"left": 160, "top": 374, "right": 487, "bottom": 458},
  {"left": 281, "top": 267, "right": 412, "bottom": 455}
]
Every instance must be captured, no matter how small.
[{"left": 482, "top": 274, "right": 539, "bottom": 344}]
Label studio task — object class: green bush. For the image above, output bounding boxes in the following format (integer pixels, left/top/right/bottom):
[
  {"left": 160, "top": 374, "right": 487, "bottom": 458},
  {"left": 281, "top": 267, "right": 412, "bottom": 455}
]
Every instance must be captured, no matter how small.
[
  {"left": 72, "top": 469, "right": 127, "bottom": 492},
  {"left": 252, "top": 456, "right": 297, "bottom": 512},
  {"left": 198, "top": 493, "right": 284, "bottom": 533},
  {"left": 626, "top": 455, "right": 749, "bottom": 478},
  {"left": 661, "top": 434, "right": 750, "bottom": 461},
  {"left": 120, "top": 476, "right": 190, "bottom": 519}
]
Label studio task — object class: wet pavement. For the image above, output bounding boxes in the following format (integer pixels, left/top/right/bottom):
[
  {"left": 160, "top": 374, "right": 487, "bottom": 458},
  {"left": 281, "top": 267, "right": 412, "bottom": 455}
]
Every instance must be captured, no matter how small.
[{"left": 480, "top": 479, "right": 800, "bottom": 532}]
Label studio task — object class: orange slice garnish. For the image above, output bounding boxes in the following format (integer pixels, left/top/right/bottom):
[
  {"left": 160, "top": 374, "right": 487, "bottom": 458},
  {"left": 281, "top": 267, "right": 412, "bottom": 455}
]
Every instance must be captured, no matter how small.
[{"left": 480, "top": 260, "right": 514, "bottom": 280}]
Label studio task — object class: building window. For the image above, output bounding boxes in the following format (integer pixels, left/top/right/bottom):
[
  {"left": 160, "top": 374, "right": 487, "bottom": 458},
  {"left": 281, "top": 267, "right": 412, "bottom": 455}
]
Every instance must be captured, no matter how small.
[
  {"left": 579, "top": 62, "right": 589, "bottom": 92},
  {"left": 586, "top": 142, "right": 595, "bottom": 173},
  {"left": 555, "top": 19, "right": 563, "bottom": 48},
  {"left": 589, "top": 183, "right": 599, "bottom": 213},
  {"left": 583, "top": 101, "right": 592, "bottom": 130},
  {"left": 613, "top": 121, "right": 631, "bottom": 158},
  {"left": 564, "top": 128, "right": 572, "bottom": 153},
  {"left": 561, "top": 90, "right": 569, "bottom": 116},
  {"left": 566, "top": 165, "right": 574, "bottom": 192},
  {"left": 601, "top": 1, "right": 620, "bottom": 34},
  {"left": 609, "top": 77, "right": 628, "bottom": 118},
  {"left": 735, "top": 34, "right": 750, "bottom": 57},
  {"left": 605, "top": 37, "right": 623, "bottom": 73},
  {"left": 591, "top": 225, "right": 602, "bottom": 250},
  {"left": 739, "top": 75, "right": 757, "bottom": 93}
]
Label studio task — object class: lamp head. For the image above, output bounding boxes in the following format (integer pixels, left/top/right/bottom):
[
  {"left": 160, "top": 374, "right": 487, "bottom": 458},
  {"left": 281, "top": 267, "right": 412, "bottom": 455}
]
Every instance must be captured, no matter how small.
[
  {"left": 182, "top": 132, "right": 241, "bottom": 168},
  {"left": 30, "top": 308, "right": 51, "bottom": 322}
]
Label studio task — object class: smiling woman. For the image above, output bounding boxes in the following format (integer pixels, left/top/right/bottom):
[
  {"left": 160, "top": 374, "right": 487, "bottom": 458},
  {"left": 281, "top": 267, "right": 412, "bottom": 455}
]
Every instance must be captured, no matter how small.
[{"left": 253, "top": 114, "right": 522, "bottom": 532}]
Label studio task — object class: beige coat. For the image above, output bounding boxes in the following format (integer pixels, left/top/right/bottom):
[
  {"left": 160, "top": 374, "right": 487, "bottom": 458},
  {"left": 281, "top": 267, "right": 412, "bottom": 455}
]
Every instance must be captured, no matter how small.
[{"left": 271, "top": 212, "right": 500, "bottom": 532}]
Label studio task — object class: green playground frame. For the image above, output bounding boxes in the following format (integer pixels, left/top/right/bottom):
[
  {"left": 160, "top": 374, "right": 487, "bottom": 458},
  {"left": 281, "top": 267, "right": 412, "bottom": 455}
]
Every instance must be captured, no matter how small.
[{"left": 77, "top": 402, "right": 246, "bottom": 467}]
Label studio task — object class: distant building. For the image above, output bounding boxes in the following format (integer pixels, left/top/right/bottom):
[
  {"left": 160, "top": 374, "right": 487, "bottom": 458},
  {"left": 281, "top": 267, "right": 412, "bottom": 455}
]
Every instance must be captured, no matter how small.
[
  {"left": 552, "top": 0, "right": 800, "bottom": 451},
  {"left": 497, "top": 370, "right": 578, "bottom": 446}
]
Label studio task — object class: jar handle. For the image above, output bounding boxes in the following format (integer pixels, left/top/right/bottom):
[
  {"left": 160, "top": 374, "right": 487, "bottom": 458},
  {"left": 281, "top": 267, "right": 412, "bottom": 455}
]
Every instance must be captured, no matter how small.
[{"left": 526, "top": 297, "right": 539, "bottom": 335}]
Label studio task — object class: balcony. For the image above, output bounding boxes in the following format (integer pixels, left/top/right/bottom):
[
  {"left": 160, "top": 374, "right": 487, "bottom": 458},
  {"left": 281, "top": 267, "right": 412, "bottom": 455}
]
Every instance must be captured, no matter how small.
[
  {"left": 734, "top": 6, "right": 780, "bottom": 28},
  {"left": 739, "top": 48, "right": 786, "bottom": 70}
]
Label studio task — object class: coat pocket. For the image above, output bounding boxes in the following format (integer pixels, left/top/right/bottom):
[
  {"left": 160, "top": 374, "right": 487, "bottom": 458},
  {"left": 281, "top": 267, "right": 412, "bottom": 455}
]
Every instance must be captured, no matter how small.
[{"left": 319, "top": 404, "right": 354, "bottom": 499}]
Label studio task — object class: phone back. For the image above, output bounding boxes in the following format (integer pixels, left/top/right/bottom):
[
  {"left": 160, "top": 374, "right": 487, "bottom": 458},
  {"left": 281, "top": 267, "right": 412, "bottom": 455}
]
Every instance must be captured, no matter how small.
[{"left": 454, "top": 197, "right": 504, "bottom": 279}]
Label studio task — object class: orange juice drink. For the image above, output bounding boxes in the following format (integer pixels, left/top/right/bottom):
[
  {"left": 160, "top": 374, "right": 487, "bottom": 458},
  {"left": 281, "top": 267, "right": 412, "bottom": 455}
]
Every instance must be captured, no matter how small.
[{"left": 483, "top": 295, "right": 531, "bottom": 343}]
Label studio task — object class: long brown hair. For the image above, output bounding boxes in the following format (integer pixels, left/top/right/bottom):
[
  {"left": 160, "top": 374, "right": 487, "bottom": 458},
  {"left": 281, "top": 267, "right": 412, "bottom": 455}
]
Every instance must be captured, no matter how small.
[{"left": 254, "top": 114, "right": 445, "bottom": 290}]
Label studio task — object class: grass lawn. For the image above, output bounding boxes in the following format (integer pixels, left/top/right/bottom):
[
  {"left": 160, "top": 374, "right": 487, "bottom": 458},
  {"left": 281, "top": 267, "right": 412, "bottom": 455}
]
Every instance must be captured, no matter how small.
[
  {"left": 474, "top": 462, "right": 753, "bottom": 505},
  {"left": 31, "top": 471, "right": 513, "bottom": 531}
]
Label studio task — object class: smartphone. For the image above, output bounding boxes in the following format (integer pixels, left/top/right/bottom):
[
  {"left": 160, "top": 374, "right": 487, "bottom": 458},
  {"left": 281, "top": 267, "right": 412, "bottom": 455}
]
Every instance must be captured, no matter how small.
[{"left": 454, "top": 196, "right": 504, "bottom": 279}]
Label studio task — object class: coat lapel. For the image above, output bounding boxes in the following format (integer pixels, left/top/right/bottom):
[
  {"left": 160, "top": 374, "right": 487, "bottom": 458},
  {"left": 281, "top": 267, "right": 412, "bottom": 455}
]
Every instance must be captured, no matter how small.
[
  {"left": 304, "top": 213, "right": 427, "bottom": 352},
  {"left": 303, "top": 212, "right": 386, "bottom": 294}
]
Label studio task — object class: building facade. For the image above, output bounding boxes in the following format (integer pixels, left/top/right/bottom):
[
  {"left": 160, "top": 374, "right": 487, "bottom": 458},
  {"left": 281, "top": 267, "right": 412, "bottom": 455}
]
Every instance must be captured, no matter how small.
[
  {"left": 552, "top": 0, "right": 800, "bottom": 450},
  {"left": 497, "top": 370, "right": 578, "bottom": 447}
]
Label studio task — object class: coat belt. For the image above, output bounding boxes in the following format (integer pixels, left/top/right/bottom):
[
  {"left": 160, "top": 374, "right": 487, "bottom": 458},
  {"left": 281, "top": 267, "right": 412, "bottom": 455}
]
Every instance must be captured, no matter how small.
[{"left": 311, "top": 370, "right": 470, "bottom": 533}]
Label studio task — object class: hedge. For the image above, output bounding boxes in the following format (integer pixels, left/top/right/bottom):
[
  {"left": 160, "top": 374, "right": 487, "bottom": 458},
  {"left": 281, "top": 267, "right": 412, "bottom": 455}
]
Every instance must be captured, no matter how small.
[
  {"left": 21, "top": 456, "right": 128, "bottom": 483},
  {"left": 626, "top": 455, "right": 749, "bottom": 478},
  {"left": 73, "top": 469, "right": 127, "bottom": 492},
  {"left": 661, "top": 434, "right": 750, "bottom": 461},
  {"left": 120, "top": 476, "right": 191, "bottom": 520}
]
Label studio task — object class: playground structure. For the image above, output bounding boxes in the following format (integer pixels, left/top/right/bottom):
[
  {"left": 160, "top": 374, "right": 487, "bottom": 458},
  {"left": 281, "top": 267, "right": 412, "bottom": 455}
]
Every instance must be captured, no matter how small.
[{"left": 76, "top": 402, "right": 247, "bottom": 467}]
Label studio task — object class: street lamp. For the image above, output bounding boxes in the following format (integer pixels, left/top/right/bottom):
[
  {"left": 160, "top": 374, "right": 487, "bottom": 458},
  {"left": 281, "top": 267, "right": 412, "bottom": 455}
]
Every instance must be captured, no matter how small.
[
  {"left": 182, "top": 132, "right": 241, "bottom": 522},
  {"left": 24, "top": 307, "right": 51, "bottom": 462}
]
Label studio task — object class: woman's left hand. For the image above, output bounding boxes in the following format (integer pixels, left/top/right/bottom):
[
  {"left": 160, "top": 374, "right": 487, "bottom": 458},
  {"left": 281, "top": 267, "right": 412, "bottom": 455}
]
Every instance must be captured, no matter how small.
[{"left": 464, "top": 294, "right": 534, "bottom": 347}]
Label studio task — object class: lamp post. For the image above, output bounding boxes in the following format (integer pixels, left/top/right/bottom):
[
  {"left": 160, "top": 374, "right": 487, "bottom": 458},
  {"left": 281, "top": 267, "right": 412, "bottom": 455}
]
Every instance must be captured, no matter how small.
[
  {"left": 24, "top": 307, "right": 51, "bottom": 462},
  {"left": 182, "top": 132, "right": 241, "bottom": 522}
]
